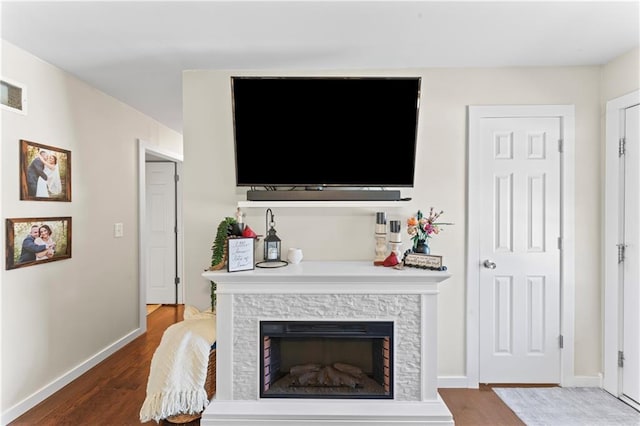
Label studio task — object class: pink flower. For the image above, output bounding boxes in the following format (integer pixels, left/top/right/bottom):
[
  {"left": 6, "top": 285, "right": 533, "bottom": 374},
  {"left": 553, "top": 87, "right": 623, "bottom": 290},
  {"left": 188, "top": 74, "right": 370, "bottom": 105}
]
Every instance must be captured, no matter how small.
[
  {"left": 406, "top": 208, "right": 451, "bottom": 250},
  {"left": 425, "top": 223, "right": 434, "bottom": 234}
]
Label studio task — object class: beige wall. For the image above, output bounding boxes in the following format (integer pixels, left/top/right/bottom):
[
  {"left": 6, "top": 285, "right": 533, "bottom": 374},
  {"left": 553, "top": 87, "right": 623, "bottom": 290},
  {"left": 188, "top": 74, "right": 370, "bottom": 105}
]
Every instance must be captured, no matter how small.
[
  {"left": 601, "top": 47, "right": 639, "bottom": 102},
  {"left": 1, "top": 37, "right": 636, "bottom": 421},
  {"left": 183, "top": 65, "right": 605, "bottom": 380},
  {"left": 1, "top": 41, "right": 182, "bottom": 420}
]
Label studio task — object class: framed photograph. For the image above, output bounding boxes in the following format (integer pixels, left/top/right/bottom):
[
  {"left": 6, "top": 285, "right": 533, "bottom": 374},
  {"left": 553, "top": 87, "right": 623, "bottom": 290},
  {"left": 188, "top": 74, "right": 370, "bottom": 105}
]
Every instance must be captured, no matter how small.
[
  {"left": 403, "top": 253, "right": 444, "bottom": 270},
  {"left": 6, "top": 217, "right": 72, "bottom": 270},
  {"left": 20, "top": 139, "right": 71, "bottom": 201},
  {"left": 227, "top": 237, "right": 255, "bottom": 272}
]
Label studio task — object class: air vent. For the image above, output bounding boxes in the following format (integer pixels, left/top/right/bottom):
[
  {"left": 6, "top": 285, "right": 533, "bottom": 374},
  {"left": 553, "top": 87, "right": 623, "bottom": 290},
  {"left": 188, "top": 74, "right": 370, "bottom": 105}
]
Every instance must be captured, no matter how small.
[{"left": 1, "top": 78, "right": 27, "bottom": 114}]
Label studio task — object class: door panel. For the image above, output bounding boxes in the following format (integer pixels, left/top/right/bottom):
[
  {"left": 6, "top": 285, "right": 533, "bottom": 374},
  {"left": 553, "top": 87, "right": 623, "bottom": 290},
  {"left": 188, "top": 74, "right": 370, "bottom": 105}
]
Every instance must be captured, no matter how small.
[
  {"left": 479, "top": 117, "right": 561, "bottom": 383},
  {"left": 146, "top": 162, "right": 176, "bottom": 304},
  {"left": 623, "top": 104, "right": 640, "bottom": 404}
]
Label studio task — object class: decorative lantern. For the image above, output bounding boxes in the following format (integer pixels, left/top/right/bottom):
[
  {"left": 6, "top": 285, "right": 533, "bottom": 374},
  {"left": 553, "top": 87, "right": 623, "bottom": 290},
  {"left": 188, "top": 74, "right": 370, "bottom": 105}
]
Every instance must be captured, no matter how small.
[{"left": 263, "top": 208, "right": 281, "bottom": 262}]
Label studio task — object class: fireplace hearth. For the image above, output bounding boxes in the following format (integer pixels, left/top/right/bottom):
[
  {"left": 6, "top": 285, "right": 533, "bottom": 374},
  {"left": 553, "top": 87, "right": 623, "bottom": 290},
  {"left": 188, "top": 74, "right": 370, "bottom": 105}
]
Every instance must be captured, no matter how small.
[{"left": 260, "top": 321, "right": 393, "bottom": 399}]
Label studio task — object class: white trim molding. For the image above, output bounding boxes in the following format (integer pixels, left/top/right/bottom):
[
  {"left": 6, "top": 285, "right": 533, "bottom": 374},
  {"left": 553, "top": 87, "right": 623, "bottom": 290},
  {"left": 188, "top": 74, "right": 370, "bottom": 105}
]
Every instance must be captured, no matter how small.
[
  {"left": 573, "top": 374, "right": 604, "bottom": 388},
  {"left": 603, "top": 90, "right": 640, "bottom": 396},
  {"left": 466, "top": 105, "right": 576, "bottom": 387},
  {"left": 437, "top": 376, "right": 470, "bottom": 388}
]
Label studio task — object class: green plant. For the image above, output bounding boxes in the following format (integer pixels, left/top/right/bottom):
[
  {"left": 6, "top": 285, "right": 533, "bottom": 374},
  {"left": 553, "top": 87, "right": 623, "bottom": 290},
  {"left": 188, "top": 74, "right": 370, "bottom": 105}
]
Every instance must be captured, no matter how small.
[
  {"left": 209, "top": 216, "right": 237, "bottom": 310},
  {"left": 210, "top": 216, "right": 237, "bottom": 267}
]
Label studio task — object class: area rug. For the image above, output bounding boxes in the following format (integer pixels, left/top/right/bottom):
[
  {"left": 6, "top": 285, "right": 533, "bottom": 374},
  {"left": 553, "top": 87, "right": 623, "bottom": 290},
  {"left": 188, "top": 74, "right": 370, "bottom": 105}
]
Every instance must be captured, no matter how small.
[{"left": 494, "top": 387, "right": 640, "bottom": 426}]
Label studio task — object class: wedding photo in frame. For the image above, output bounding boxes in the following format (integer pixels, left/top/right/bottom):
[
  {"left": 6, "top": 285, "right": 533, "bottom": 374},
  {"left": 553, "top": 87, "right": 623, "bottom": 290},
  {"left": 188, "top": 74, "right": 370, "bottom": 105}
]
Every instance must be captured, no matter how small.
[
  {"left": 6, "top": 217, "right": 72, "bottom": 270},
  {"left": 19, "top": 139, "right": 71, "bottom": 201}
]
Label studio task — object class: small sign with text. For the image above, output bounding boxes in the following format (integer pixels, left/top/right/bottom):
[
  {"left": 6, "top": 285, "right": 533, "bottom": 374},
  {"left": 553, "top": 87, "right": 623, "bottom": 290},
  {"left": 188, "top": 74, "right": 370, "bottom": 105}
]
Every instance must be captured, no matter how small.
[
  {"left": 227, "top": 237, "right": 255, "bottom": 272},
  {"left": 403, "top": 253, "right": 445, "bottom": 271}
]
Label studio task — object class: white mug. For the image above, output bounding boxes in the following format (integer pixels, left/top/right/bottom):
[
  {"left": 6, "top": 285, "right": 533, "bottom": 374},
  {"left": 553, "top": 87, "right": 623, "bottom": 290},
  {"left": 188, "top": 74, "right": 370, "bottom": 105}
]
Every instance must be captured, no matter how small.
[{"left": 287, "top": 248, "right": 303, "bottom": 264}]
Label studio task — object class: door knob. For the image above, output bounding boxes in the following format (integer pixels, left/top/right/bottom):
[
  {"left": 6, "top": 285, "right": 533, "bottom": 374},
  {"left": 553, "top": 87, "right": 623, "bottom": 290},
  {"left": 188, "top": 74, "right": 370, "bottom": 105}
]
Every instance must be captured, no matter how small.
[{"left": 483, "top": 259, "right": 497, "bottom": 269}]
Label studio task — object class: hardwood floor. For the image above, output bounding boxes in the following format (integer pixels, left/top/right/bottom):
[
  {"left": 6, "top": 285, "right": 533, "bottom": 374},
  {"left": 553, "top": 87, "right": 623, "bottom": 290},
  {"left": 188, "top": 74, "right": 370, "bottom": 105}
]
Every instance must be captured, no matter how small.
[
  {"left": 9, "top": 305, "right": 525, "bottom": 425},
  {"left": 9, "top": 305, "right": 186, "bottom": 426},
  {"left": 440, "top": 386, "right": 525, "bottom": 425},
  {"left": 146, "top": 304, "right": 162, "bottom": 315}
]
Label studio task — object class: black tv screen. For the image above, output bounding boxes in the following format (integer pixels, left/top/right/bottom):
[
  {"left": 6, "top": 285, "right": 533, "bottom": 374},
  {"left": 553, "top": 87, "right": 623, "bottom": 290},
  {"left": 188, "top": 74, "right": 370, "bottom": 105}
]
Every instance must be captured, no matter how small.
[{"left": 232, "top": 76, "right": 421, "bottom": 188}]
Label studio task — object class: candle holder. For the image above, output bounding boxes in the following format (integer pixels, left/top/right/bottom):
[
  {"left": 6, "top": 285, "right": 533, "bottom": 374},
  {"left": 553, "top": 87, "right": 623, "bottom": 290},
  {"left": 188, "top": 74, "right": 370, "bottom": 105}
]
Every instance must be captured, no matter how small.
[
  {"left": 374, "top": 212, "right": 387, "bottom": 266},
  {"left": 389, "top": 220, "right": 402, "bottom": 259}
]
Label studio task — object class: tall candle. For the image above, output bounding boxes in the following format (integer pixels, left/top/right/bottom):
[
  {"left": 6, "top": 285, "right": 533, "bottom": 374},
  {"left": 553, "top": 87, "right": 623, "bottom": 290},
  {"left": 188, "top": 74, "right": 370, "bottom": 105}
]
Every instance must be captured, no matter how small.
[{"left": 375, "top": 212, "right": 387, "bottom": 234}]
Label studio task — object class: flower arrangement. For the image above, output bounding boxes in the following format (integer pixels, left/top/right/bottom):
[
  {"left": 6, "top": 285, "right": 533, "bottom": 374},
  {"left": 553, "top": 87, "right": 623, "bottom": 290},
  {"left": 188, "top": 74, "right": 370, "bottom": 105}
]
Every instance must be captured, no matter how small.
[{"left": 407, "top": 208, "right": 451, "bottom": 251}]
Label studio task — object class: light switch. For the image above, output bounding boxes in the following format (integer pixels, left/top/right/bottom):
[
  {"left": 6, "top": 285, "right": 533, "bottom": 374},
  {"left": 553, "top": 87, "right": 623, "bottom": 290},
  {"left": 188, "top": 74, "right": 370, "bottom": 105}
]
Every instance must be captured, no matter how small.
[{"left": 114, "top": 222, "right": 124, "bottom": 238}]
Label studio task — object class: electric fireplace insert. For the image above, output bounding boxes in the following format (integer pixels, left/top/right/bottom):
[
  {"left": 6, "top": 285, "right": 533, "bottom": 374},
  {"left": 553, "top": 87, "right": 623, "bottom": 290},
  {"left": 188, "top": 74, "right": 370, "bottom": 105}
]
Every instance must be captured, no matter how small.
[{"left": 260, "top": 320, "right": 393, "bottom": 399}]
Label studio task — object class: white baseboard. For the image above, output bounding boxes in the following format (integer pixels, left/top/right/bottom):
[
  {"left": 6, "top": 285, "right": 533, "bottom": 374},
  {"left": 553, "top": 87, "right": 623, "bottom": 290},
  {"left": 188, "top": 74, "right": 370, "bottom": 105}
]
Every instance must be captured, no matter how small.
[
  {"left": 1, "top": 327, "right": 143, "bottom": 424},
  {"left": 438, "top": 376, "right": 469, "bottom": 388},
  {"left": 569, "top": 375, "right": 603, "bottom": 388},
  {"left": 439, "top": 375, "right": 603, "bottom": 389}
]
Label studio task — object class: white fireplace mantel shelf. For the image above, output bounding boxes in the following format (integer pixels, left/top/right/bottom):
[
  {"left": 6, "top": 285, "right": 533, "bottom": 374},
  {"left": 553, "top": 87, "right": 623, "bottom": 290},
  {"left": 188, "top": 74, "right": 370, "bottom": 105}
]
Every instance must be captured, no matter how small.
[
  {"left": 201, "top": 260, "right": 453, "bottom": 425},
  {"left": 203, "top": 260, "right": 450, "bottom": 294}
]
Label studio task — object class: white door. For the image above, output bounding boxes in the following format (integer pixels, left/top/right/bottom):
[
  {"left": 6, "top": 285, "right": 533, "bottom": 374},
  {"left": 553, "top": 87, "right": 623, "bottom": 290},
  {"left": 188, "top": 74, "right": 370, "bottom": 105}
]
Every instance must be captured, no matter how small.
[
  {"left": 478, "top": 117, "right": 561, "bottom": 383},
  {"left": 146, "top": 162, "right": 177, "bottom": 304},
  {"left": 622, "top": 104, "right": 640, "bottom": 404}
]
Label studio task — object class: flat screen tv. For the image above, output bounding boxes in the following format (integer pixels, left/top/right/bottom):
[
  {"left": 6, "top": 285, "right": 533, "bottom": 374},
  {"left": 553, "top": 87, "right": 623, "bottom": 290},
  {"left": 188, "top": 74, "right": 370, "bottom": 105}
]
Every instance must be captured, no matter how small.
[{"left": 231, "top": 77, "right": 421, "bottom": 191}]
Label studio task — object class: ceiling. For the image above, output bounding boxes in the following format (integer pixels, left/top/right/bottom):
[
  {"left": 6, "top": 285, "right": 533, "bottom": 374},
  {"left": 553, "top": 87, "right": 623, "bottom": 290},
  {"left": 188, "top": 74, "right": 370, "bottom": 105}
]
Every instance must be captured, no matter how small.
[{"left": 2, "top": 1, "right": 639, "bottom": 134}]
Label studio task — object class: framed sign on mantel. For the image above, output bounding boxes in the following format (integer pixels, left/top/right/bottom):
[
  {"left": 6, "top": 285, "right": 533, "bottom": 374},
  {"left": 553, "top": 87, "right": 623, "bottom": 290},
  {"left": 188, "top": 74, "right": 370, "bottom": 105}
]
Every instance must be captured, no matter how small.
[{"left": 227, "top": 237, "right": 255, "bottom": 272}]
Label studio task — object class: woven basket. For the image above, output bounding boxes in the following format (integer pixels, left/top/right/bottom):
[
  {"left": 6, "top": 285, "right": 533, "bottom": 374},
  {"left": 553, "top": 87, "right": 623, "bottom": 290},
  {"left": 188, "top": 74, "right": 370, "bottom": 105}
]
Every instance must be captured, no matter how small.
[{"left": 165, "top": 348, "right": 217, "bottom": 424}]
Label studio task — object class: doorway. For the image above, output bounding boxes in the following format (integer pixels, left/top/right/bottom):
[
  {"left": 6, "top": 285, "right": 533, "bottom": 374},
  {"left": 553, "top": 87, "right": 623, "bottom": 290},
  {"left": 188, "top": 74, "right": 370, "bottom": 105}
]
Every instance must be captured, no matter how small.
[
  {"left": 138, "top": 139, "right": 183, "bottom": 332},
  {"left": 604, "top": 90, "right": 640, "bottom": 411},
  {"left": 467, "top": 105, "right": 575, "bottom": 386},
  {"left": 145, "top": 161, "right": 178, "bottom": 304}
]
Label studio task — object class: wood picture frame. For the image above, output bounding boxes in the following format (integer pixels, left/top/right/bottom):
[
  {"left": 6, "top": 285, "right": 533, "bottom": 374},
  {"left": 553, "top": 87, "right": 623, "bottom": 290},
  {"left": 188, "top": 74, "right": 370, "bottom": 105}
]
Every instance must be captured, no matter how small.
[
  {"left": 227, "top": 237, "right": 255, "bottom": 272},
  {"left": 6, "top": 217, "right": 72, "bottom": 270},
  {"left": 19, "top": 139, "right": 71, "bottom": 201}
]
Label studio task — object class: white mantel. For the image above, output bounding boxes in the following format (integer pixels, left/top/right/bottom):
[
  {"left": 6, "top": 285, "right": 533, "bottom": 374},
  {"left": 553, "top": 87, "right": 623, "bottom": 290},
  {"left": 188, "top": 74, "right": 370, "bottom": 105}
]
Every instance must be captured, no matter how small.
[{"left": 201, "top": 261, "right": 453, "bottom": 425}]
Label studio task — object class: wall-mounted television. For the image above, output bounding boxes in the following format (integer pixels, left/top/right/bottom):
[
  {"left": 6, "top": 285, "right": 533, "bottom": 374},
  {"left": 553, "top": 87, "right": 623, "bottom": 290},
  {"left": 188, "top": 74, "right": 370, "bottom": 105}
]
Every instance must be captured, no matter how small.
[{"left": 231, "top": 76, "right": 421, "bottom": 200}]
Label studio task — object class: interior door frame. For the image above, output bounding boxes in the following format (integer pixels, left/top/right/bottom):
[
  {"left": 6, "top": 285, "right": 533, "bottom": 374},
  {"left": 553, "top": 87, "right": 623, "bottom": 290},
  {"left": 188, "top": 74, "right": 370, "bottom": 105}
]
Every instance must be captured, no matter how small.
[
  {"left": 137, "top": 139, "right": 184, "bottom": 332},
  {"left": 466, "top": 105, "right": 575, "bottom": 387},
  {"left": 604, "top": 90, "right": 640, "bottom": 404}
]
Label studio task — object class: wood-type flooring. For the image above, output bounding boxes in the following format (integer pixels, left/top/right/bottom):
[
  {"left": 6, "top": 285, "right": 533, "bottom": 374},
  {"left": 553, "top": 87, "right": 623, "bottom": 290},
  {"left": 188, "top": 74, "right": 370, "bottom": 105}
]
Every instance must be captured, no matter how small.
[{"left": 10, "top": 304, "right": 528, "bottom": 425}]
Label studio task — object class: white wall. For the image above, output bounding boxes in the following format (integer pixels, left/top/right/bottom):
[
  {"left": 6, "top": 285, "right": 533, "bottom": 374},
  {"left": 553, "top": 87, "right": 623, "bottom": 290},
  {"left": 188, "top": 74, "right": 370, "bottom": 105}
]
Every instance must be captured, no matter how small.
[
  {"left": 183, "top": 65, "right": 605, "bottom": 380},
  {"left": 0, "top": 41, "right": 182, "bottom": 422}
]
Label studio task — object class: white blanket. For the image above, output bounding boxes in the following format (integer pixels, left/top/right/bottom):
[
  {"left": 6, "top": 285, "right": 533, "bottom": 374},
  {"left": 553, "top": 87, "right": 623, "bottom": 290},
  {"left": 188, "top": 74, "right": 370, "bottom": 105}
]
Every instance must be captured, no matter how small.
[{"left": 139, "top": 310, "right": 216, "bottom": 423}]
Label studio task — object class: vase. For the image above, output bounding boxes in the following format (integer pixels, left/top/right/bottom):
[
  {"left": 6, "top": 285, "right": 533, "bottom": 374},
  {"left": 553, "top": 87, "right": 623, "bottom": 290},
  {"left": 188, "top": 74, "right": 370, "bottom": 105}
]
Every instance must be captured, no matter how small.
[
  {"left": 287, "top": 248, "right": 303, "bottom": 264},
  {"left": 413, "top": 240, "right": 430, "bottom": 254}
]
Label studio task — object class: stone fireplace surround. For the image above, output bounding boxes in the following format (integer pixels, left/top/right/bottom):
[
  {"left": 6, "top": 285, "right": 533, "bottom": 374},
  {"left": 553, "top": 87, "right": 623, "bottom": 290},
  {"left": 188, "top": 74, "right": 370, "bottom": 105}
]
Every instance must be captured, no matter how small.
[{"left": 201, "top": 261, "right": 453, "bottom": 425}]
